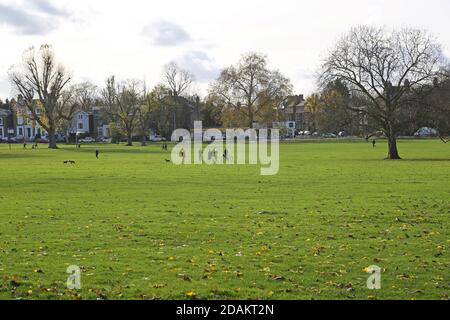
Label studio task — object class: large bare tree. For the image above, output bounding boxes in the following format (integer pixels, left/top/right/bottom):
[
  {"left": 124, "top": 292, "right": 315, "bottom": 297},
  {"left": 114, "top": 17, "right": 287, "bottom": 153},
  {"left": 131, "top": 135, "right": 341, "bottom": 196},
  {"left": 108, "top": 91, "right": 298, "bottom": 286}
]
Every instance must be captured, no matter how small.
[
  {"left": 162, "top": 62, "right": 194, "bottom": 131},
  {"left": 320, "top": 26, "right": 445, "bottom": 159},
  {"left": 210, "top": 52, "right": 292, "bottom": 128},
  {"left": 73, "top": 81, "right": 99, "bottom": 111},
  {"left": 9, "top": 44, "right": 76, "bottom": 148},
  {"left": 102, "top": 76, "right": 142, "bottom": 146}
]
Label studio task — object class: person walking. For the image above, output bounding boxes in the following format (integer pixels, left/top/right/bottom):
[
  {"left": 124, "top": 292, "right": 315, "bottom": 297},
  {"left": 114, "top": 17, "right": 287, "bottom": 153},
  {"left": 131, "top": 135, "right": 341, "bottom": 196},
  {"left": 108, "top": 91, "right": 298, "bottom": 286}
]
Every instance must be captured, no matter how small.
[{"left": 95, "top": 149, "right": 100, "bottom": 159}]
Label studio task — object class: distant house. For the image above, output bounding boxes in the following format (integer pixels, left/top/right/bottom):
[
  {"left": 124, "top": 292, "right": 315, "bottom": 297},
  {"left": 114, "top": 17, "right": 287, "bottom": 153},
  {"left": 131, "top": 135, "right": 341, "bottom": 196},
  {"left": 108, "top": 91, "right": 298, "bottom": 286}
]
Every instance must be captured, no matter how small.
[
  {"left": 279, "top": 94, "right": 310, "bottom": 131},
  {"left": 71, "top": 110, "right": 90, "bottom": 134},
  {"left": 14, "top": 96, "right": 48, "bottom": 141},
  {"left": 92, "top": 107, "right": 110, "bottom": 138},
  {"left": 0, "top": 103, "right": 11, "bottom": 139},
  {"left": 70, "top": 108, "right": 110, "bottom": 138},
  {"left": 15, "top": 111, "right": 47, "bottom": 140}
]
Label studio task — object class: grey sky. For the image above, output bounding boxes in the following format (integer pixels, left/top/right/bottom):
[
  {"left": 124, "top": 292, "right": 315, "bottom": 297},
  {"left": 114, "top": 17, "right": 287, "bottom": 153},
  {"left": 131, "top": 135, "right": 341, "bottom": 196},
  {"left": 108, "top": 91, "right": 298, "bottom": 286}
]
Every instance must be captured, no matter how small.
[
  {"left": 143, "top": 20, "right": 192, "bottom": 46},
  {"left": 0, "top": 0, "right": 449, "bottom": 99},
  {"left": 0, "top": 3, "right": 55, "bottom": 35}
]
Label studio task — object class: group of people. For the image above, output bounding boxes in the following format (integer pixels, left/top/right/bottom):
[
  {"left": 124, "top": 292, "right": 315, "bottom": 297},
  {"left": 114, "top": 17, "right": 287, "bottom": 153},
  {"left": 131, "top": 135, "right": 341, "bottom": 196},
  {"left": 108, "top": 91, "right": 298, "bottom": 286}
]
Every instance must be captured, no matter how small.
[
  {"left": 177, "top": 147, "right": 230, "bottom": 163},
  {"left": 199, "top": 148, "right": 230, "bottom": 162}
]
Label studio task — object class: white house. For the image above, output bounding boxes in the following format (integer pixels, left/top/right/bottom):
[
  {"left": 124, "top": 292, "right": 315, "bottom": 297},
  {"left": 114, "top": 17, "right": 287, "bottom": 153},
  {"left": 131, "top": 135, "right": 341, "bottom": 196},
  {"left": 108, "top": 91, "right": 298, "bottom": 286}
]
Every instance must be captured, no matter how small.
[
  {"left": 15, "top": 109, "right": 47, "bottom": 140},
  {"left": 0, "top": 108, "right": 9, "bottom": 139},
  {"left": 71, "top": 111, "right": 90, "bottom": 134},
  {"left": 69, "top": 109, "right": 111, "bottom": 139}
]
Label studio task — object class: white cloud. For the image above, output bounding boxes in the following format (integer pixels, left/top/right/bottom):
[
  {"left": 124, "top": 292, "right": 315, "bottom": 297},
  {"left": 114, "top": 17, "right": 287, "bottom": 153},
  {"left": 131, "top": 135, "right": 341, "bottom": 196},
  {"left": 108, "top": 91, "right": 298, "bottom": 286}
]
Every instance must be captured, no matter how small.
[
  {"left": 143, "top": 20, "right": 191, "bottom": 46},
  {"left": 174, "top": 50, "right": 220, "bottom": 82},
  {"left": 0, "top": 0, "right": 449, "bottom": 99}
]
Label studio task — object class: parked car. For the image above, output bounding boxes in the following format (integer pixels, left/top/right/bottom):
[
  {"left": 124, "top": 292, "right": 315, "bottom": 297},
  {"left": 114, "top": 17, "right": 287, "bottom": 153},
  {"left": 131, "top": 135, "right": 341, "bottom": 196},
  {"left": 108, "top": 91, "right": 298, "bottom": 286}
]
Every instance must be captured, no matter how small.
[
  {"left": 322, "top": 133, "right": 337, "bottom": 138},
  {"left": 1, "top": 137, "right": 19, "bottom": 143},
  {"left": 149, "top": 134, "right": 163, "bottom": 142},
  {"left": 414, "top": 127, "right": 438, "bottom": 137},
  {"left": 338, "top": 131, "right": 347, "bottom": 137},
  {"left": 79, "top": 137, "right": 95, "bottom": 143}
]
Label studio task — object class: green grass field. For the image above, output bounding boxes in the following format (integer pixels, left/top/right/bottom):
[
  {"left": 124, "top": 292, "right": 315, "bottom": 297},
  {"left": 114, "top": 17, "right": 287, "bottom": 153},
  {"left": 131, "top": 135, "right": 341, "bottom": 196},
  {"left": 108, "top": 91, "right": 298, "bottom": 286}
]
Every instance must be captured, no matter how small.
[{"left": 0, "top": 140, "right": 448, "bottom": 300}]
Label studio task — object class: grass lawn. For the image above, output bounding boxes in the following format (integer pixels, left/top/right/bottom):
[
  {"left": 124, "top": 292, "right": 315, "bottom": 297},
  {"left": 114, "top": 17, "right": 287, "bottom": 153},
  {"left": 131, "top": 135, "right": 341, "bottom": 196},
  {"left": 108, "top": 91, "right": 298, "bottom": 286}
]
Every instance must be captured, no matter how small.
[{"left": 0, "top": 140, "right": 448, "bottom": 300}]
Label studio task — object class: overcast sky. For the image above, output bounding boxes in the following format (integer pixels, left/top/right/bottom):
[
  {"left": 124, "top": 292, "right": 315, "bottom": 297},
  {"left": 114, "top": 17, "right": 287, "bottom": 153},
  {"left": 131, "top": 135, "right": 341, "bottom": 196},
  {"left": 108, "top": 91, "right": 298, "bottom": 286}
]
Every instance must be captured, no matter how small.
[{"left": 1, "top": 0, "right": 449, "bottom": 99}]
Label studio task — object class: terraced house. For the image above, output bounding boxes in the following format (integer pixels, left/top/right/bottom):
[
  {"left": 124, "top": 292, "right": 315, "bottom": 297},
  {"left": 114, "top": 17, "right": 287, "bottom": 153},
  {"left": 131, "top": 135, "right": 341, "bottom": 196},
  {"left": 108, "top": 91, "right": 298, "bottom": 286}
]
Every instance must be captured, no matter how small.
[
  {"left": 14, "top": 97, "right": 48, "bottom": 141},
  {"left": 0, "top": 100, "right": 14, "bottom": 140},
  {"left": 70, "top": 107, "right": 110, "bottom": 139}
]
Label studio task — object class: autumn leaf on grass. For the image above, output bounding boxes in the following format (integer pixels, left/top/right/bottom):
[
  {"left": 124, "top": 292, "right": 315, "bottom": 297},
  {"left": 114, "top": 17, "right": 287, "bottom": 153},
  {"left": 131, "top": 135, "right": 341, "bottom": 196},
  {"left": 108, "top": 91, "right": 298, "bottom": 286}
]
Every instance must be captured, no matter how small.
[{"left": 186, "top": 290, "right": 196, "bottom": 298}]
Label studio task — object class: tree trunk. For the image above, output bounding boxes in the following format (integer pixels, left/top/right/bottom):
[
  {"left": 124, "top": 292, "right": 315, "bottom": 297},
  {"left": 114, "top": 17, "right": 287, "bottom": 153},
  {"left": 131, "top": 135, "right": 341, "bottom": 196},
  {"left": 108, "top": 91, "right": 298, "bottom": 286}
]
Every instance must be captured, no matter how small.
[
  {"left": 48, "top": 128, "right": 57, "bottom": 149},
  {"left": 126, "top": 133, "right": 133, "bottom": 146},
  {"left": 386, "top": 134, "right": 401, "bottom": 159},
  {"left": 140, "top": 133, "right": 147, "bottom": 146}
]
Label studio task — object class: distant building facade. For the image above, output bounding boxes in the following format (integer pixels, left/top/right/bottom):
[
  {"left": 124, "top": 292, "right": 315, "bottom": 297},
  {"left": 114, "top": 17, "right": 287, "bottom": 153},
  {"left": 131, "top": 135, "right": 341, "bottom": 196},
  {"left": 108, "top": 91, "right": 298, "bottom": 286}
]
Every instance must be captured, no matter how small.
[
  {"left": 279, "top": 94, "right": 310, "bottom": 131},
  {"left": 70, "top": 108, "right": 110, "bottom": 138}
]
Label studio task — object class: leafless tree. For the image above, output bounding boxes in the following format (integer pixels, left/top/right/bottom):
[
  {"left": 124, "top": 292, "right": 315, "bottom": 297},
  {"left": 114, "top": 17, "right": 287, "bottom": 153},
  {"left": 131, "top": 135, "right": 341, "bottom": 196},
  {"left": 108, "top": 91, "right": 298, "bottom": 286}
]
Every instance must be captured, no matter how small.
[
  {"left": 8, "top": 44, "right": 76, "bottom": 148},
  {"left": 163, "top": 62, "right": 193, "bottom": 98},
  {"left": 320, "top": 26, "right": 445, "bottom": 159},
  {"left": 162, "top": 62, "right": 194, "bottom": 131},
  {"left": 424, "top": 67, "right": 450, "bottom": 142},
  {"left": 101, "top": 76, "right": 142, "bottom": 146},
  {"left": 209, "top": 52, "right": 292, "bottom": 128},
  {"left": 136, "top": 83, "right": 159, "bottom": 146},
  {"left": 73, "top": 81, "right": 99, "bottom": 111}
]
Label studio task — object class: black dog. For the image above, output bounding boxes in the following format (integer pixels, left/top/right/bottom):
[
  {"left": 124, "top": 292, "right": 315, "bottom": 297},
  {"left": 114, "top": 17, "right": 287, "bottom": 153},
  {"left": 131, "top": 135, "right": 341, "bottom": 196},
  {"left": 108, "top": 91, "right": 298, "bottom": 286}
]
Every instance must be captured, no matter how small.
[
  {"left": 165, "top": 159, "right": 171, "bottom": 163},
  {"left": 63, "top": 160, "right": 76, "bottom": 165}
]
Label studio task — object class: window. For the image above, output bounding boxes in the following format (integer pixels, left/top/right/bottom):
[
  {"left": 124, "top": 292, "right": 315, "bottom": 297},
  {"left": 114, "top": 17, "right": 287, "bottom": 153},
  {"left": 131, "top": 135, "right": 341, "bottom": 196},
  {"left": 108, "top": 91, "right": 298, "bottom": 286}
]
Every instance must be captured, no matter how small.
[
  {"left": 18, "top": 127, "right": 23, "bottom": 136},
  {"left": 18, "top": 117, "right": 23, "bottom": 125},
  {"left": 78, "top": 114, "right": 83, "bottom": 120},
  {"left": 78, "top": 123, "right": 83, "bottom": 129},
  {"left": 0, "top": 117, "right": 3, "bottom": 125},
  {"left": 0, "top": 127, "right": 3, "bottom": 137}
]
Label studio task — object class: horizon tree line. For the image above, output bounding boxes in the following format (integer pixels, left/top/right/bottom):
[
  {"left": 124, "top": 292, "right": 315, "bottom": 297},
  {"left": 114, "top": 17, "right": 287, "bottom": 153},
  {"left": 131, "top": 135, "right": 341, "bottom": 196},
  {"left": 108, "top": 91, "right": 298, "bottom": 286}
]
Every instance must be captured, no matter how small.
[{"left": 6, "top": 25, "right": 450, "bottom": 159}]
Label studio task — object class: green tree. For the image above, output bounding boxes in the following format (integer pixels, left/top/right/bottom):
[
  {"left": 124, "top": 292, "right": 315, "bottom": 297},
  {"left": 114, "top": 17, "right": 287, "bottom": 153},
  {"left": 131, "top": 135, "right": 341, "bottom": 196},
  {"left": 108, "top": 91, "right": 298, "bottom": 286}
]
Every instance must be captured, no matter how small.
[{"left": 210, "top": 52, "right": 292, "bottom": 128}]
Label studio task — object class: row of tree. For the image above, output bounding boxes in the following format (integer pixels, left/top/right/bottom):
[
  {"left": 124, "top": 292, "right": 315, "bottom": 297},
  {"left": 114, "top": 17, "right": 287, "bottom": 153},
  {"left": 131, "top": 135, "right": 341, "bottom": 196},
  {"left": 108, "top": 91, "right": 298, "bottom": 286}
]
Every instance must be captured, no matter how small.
[
  {"left": 6, "top": 25, "right": 450, "bottom": 159},
  {"left": 8, "top": 45, "right": 293, "bottom": 148}
]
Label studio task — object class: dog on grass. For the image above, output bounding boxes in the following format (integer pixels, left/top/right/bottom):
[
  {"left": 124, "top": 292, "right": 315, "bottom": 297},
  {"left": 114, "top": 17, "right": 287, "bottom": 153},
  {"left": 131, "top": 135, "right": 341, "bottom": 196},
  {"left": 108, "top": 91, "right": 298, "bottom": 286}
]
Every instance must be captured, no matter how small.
[{"left": 63, "top": 160, "right": 76, "bottom": 165}]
